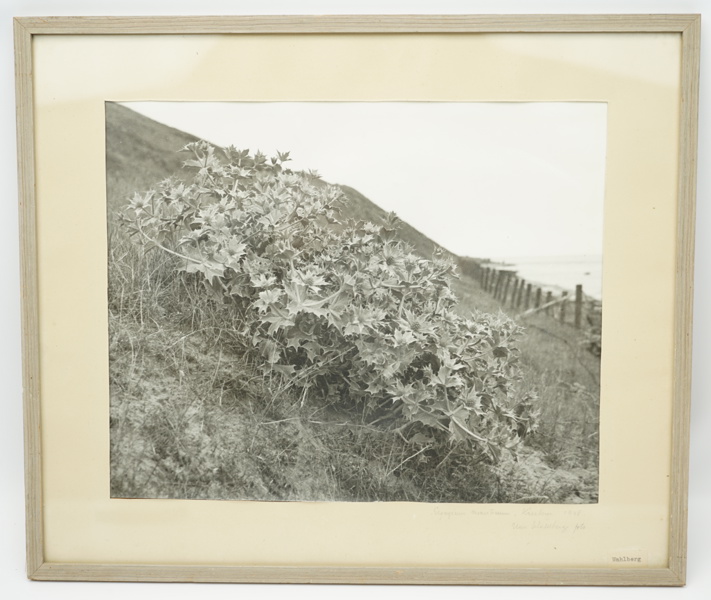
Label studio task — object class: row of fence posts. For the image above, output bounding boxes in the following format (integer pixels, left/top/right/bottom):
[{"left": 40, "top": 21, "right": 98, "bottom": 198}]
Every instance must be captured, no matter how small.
[{"left": 476, "top": 265, "right": 586, "bottom": 329}]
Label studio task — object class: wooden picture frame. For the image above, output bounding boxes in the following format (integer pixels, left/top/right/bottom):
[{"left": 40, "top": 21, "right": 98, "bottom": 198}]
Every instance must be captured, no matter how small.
[{"left": 14, "top": 15, "right": 700, "bottom": 585}]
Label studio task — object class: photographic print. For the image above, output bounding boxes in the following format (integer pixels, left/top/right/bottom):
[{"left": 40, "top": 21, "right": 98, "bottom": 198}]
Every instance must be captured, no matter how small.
[{"left": 107, "top": 101, "right": 606, "bottom": 504}]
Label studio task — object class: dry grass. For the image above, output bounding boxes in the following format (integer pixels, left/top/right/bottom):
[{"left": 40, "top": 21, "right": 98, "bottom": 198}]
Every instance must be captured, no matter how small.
[
  {"left": 109, "top": 220, "right": 599, "bottom": 503},
  {"left": 452, "top": 275, "right": 600, "bottom": 502},
  {"left": 106, "top": 103, "right": 600, "bottom": 503}
]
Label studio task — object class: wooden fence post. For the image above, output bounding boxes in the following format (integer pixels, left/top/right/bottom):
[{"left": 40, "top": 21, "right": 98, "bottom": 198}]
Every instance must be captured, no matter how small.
[
  {"left": 514, "top": 279, "right": 523, "bottom": 308},
  {"left": 510, "top": 278, "right": 519, "bottom": 307},
  {"left": 559, "top": 291, "right": 568, "bottom": 324},
  {"left": 524, "top": 283, "right": 532, "bottom": 309},
  {"left": 477, "top": 264, "right": 588, "bottom": 329},
  {"left": 502, "top": 272, "right": 512, "bottom": 304},
  {"left": 574, "top": 284, "right": 583, "bottom": 329}
]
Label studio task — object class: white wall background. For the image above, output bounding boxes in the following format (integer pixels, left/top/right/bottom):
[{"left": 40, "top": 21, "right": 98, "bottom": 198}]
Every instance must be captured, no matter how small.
[{"left": 1, "top": 1, "right": 708, "bottom": 599}]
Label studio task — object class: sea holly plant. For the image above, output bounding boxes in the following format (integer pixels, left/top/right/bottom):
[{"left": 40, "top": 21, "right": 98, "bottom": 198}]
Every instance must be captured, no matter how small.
[{"left": 120, "top": 140, "right": 538, "bottom": 463}]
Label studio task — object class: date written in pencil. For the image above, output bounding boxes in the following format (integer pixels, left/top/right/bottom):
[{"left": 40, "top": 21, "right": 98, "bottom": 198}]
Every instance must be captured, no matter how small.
[{"left": 512, "top": 521, "right": 586, "bottom": 534}]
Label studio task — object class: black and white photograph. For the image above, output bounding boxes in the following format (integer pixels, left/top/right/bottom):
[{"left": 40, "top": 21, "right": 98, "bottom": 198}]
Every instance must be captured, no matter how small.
[{"left": 107, "top": 100, "right": 605, "bottom": 504}]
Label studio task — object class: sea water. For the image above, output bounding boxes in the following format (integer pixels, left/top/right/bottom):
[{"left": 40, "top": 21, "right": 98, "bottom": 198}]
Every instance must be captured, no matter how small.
[{"left": 488, "top": 255, "right": 603, "bottom": 301}]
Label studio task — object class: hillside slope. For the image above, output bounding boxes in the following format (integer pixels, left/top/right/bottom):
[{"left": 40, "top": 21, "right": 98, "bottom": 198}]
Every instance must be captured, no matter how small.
[
  {"left": 106, "top": 102, "right": 599, "bottom": 504},
  {"left": 105, "top": 102, "right": 458, "bottom": 262},
  {"left": 106, "top": 102, "right": 201, "bottom": 209}
]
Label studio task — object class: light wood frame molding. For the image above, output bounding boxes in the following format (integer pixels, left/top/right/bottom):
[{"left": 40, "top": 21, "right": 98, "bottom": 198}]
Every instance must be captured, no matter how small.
[{"left": 14, "top": 14, "right": 700, "bottom": 586}]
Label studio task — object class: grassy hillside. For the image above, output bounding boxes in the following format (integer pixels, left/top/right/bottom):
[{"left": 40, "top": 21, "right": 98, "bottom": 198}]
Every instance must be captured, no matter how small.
[
  {"left": 338, "top": 185, "right": 449, "bottom": 259},
  {"left": 107, "top": 102, "right": 454, "bottom": 260},
  {"left": 106, "top": 103, "right": 599, "bottom": 503},
  {"left": 106, "top": 102, "right": 201, "bottom": 209}
]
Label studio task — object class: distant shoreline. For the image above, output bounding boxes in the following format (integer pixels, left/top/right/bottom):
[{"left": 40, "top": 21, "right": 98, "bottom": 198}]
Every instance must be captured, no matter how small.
[{"left": 481, "top": 255, "right": 603, "bottom": 302}]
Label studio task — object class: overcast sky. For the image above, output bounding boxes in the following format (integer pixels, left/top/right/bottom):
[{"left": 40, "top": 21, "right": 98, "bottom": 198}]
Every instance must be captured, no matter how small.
[{"left": 123, "top": 101, "right": 607, "bottom": 260}]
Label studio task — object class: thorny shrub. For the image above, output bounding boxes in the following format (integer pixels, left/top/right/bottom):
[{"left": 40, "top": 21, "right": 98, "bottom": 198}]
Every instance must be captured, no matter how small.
[{"left": 120, "top": 141, "right": 538, "bottom": 463}]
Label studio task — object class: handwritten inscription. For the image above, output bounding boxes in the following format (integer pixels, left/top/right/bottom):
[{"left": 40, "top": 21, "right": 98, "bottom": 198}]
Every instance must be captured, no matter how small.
[
  {"left": 433, "top": 506, "right": 512, "bottom": 519},
  {"left": 511, "top": 520, "right": 586, "bottom": 534},
  {"left": 431, "top": 505, "right": 586, "bottom": 535},
  {"left": 429, "top": 507, "right": 647, "bottom": 565}
]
